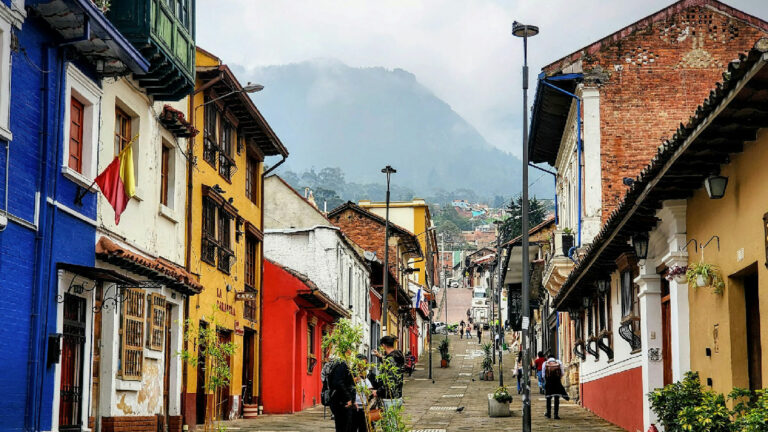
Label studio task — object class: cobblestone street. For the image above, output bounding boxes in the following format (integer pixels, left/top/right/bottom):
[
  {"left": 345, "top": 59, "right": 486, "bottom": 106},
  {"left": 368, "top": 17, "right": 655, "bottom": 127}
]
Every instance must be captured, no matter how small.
[{"left": 223, "top": 335, "right": 624, "bottom": 431}]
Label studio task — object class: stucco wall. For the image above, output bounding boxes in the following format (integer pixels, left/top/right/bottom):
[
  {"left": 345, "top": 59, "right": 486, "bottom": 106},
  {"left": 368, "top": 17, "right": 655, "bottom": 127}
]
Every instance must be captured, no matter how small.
[
  {"left": 264, "top": 176, "right": 329, "bottom": 230},
  {"left": 687, "top": 130, "right": 768, "bottom": 394}
]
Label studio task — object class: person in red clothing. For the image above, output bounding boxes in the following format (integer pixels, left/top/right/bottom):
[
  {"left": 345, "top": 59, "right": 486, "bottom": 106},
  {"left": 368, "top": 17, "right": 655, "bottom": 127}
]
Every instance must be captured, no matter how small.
[{"left": 533, "top": 351, "right": 547, "bottom": 394}]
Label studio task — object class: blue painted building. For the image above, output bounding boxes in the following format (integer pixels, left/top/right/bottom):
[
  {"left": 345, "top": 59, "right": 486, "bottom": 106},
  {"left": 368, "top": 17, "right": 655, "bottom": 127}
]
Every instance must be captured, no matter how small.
[{"left": 0, "top": 1, "right": 148, "bottom": 430}]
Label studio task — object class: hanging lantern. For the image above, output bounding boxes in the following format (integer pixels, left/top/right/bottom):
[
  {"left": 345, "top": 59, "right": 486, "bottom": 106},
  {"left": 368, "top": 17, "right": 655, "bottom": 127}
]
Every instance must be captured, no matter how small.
[
  {"left": 582, "top": 295, "right": 592, "bottom": 309},
  {"left": 704, "top": 175, "right": 728, "bottom": 199},
  {"left": 597, "top": 279, "right": 610, "bottom": 295},
  {"left": 633, "top": 232, "right": 649, "bottom": 260}
]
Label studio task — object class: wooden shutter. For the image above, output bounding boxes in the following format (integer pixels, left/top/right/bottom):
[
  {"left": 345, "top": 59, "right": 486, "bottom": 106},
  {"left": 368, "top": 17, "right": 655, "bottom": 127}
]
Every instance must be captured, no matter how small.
[
  {"left": 121, "top": 288, "right": 145, "bottom": 380},
  {"left": 68, "top": 97, "right": 84, "bottom": 173},
  {"left": 160, "top": 145, "right": 170, "bottom": 206},
  {"left": 148, "top": 294, "right": 166, "bottom": 351}
]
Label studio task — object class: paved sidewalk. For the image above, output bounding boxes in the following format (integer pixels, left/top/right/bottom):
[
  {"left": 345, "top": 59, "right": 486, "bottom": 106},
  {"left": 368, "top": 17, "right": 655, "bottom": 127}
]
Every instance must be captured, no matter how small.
[{"left": 222, "top": 335, "right": 624, "bottom": 431}]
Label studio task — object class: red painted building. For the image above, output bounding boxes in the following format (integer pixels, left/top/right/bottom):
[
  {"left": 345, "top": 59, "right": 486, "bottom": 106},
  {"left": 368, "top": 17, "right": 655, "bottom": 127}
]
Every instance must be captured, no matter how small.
[{"left": 261, "top": 259, "right": 350, "bottom": 413}]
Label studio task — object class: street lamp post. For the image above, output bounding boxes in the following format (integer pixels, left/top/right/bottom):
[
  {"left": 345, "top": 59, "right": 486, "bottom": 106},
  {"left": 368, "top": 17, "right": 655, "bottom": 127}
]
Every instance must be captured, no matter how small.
[
  {"left": 413, "top": 227, "right": 437, "bottom": 380},
  {"left": 494, "top": 220, "right": 505, "bottom": 386},
  {"left": 381, "top": 166, "right": 396, "bottom": 336},
  {"left": 440, "top": 233, "right": 448, "bottom": 342},
  {"left": 513, "top": 20, "right": 538, "bottom": 432}
]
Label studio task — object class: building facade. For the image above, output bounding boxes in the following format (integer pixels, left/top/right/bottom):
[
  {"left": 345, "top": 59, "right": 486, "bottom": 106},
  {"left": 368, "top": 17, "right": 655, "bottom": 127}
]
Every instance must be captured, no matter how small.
[{"left": 182, "top": 48, "right": 288, "bottom": 426}]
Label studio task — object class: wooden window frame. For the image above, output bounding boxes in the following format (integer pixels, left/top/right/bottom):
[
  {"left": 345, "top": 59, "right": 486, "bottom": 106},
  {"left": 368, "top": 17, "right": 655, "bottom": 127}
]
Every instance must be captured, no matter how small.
[
  {"left": 114, "top": 107, "right": 131, "bottom": 156},
  {"left": 245, "top": 157, "right": 260, "bottom": 205},
  {"left": 68, "top": 97, "right": 84, "bottom": 173},
  {"left": 148, "top": 294, "right": 167, "bottom": 351},
  {"left": 307, "top": 323, "right": 316, "bottom": 374},
  {"left": 244, "top": 233, "right": 257, "bottom": 289},
  {"left": 217, "top": 210, "right": 233, "bottom": 274},
  {"left": 203, "top": 99, "right": 219, "bottom": 167},
  {"left": 120, "top": 288, "right": 145, "bottom": 380},
  {"left": 160, "top": 144, "right": 171, "bottom": 206},
  {"left": 201, "top": 197, "right": 218, "bottom": 266}
]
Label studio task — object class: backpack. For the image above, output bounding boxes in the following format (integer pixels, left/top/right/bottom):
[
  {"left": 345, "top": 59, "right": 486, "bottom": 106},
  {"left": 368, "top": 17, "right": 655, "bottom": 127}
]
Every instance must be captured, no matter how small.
[
  {"left": 545, "top": 360, "right": 562, "bottom": 380},
  {"left": 320, "top": 360, "right": 339, "bottom": 406}
]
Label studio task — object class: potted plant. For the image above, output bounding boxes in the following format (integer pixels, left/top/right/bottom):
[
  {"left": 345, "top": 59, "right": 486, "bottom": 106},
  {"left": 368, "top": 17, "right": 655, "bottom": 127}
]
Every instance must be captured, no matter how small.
[
  {"left": 439, "top": 338, "right": 451, "bottom": 368},
  {"left": 686, "top": 262, "right": 725, "bottom": 294},
  {"left": 480, "top": 343, "right": 494, "bottom": 380},
  {"left": 561, "top": 228, "right": 574, "bottom": 256},
  {"left": 488, "top": 386, "right": 513, "bottom": 417},
  {"left": 665, "top": 265, "right": 688, "bottom": 284}
]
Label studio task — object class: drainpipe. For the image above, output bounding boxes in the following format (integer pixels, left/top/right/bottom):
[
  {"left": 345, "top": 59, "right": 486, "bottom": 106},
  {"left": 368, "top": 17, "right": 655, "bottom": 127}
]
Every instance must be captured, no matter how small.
[
  {"left": 263, "top": 154, "right": 286, "bottom": 177},
  {"left": 540, "top": 80, "right": 582, "bottom": 249}
]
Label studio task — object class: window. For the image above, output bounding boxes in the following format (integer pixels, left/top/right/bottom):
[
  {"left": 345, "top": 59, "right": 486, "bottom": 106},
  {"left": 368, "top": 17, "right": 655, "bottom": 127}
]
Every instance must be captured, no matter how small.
[
  {"left": 160, "top": 144, "right": 171, "bottom": 206},
  {"left": 147, "top": 294, "right": 166, "bottom": 351},
  {"left": 202, "top": 95, "right": 238, "bottom": 181},
  {"left": 620, "top": 271, "right": 639, "bottom": 318},
  {"left": 245, "top": 157, "right": 259, "bottom": 205},
  {"left": 0, "top": 15, "right": 13, "bottom": 141},
  {"left": 217, "top": 210, "right": 232, "bottom": 273},
  {"left": 201, "top": 197, "right": 217, "bottom": 265},
  {"left": 120, "top": 289, "right": 145, "bottom": 380},
  {"left": 244, "top": 234, "right": 257, "bottom": 289},
  {"left": 62, "top": 64, "right": 102, "bottom": 186},
  {"left": 203, "top": 101, "right": 218, "bottom": 166},
  {"left": 115, "top": 107, "right": 132, "bottom": 155},
  {"left": 218, "top": 119, "right": 234, "bottom": 181},
  {"left": 307, "top": 323, "right": 316, "bottom": 374},
  {"left": 68, "top": 97, "right": 84, "bottom": 172}
]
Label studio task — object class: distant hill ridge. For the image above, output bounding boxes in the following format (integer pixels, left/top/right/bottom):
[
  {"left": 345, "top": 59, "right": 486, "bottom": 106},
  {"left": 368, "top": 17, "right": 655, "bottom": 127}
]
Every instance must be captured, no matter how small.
[{"left": 232, "top": 59, "right": 549, "bottom": 198}]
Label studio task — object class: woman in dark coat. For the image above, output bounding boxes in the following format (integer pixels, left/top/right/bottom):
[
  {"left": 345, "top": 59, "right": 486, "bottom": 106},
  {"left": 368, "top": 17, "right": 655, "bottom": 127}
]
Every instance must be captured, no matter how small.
[{"left": 543, "top": 357, "right": 570, "bottom": 419}]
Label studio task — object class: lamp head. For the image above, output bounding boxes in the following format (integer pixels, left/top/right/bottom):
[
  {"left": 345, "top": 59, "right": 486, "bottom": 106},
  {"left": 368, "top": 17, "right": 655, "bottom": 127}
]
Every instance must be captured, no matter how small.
[
  {"left": 381, "top": 165, "right": 397, "bottom": 174},
  {"left": 704, "top": 175, "right": 728, "bottom": 199},
  {"left": 512, "top": 21, "right": 539, "bottom": 38},
  {"left": 242, "top": 83, "right": 264, "bottom": 93},
  {"left": 632, "top": 232, "right": 649, "bottom": 260}
]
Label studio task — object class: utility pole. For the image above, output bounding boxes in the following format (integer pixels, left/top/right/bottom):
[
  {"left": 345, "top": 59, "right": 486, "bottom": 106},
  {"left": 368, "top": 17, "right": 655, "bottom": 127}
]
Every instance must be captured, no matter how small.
[
  {"left": 381, "top": 166, "right": 396, "bottom": 335},
  {"left": 494, "top": 220, "right": 504, "bottom": 385},
  {"left": 513, "top": 21, "right": 538, "bottom": 432}
]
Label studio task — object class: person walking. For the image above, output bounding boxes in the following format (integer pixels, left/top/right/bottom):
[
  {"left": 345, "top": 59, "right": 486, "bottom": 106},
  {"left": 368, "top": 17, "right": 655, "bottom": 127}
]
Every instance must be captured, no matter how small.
[
  {"left": 476, "top": 324, "right": 483, "bottom": 344},
  {"left": 372, "top": 335, "right": 405, "bottom": 410},
  {"left": 351, "top": 354, "right": 373, "bottom": 432},
  {"left": 326, "top": 354, "right": 357, "bottom": 431},
  {"left": 459, "top": 320, "right": 465, "bottom": 339},
  {"left": 515, "top": 351, "right": 524, "bottom": 394},
  {"left": 544, "top": 356, "right": 570, "bottom": 420},
  {"left": 534, "top": 351, "right": 547, "bottom": 394}
]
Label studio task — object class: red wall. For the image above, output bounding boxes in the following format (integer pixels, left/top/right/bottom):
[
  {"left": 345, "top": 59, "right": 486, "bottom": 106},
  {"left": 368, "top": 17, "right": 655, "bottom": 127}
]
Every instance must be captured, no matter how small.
[
  {"left": 581, "top": 366, "right": 643, "bottom": 432},
  {"left": 262, "top": 260, "right": 332, "bottom": 414}
]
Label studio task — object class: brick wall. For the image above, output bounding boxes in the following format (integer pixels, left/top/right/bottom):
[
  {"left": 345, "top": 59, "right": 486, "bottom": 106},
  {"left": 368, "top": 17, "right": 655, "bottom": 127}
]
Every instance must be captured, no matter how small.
[
  {"left": 100, "top": 416, "right": 157, "bottom": 432},
  {"left": 546, "top": 2, "right": 768, "bottom": 221}
]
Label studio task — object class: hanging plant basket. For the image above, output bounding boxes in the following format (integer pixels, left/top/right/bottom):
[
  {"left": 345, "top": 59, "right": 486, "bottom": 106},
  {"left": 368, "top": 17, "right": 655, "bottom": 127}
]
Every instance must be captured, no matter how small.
[{"left": 686, "top": 262, "right": 725, "bottom": 294}]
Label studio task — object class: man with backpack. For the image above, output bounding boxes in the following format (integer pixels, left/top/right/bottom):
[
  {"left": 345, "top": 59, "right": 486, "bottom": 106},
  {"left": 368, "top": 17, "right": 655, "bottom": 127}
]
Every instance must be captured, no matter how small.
[
  {"left": 372, "top": 335, "right": 405, "bottom": 409},
  {"left": 321, "top": 355, "right": 356, "bottom": 431},
  {"left": 543, "top": 356, "right": 570, "bottom": 420}
]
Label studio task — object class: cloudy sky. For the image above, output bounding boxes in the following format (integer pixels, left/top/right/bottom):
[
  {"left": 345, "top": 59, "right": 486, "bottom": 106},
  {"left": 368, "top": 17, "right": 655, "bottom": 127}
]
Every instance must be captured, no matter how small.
[{"left": 197, "top": 0, "right": 768, "bottom": 158}]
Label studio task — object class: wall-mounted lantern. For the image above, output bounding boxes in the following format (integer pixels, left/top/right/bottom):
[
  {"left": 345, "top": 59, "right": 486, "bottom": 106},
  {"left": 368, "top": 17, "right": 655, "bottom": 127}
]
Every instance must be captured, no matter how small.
[
  {"left": 632, "top": 232, "right": 649, "bottom": 260},
  {"left": 582, "top": 295, "right": 592, "bottom": 309},
  {"left": 704, "top": 175, "right": 728, "bottom": 199},
  {"left": 597, "top": 279, "right": 610, "bottom": 295}
]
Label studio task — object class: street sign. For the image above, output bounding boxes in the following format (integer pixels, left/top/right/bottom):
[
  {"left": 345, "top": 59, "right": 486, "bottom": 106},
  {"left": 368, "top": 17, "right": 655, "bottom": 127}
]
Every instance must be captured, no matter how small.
[{"left": 235, "top": 291, "right": 257, "bottom": 301}]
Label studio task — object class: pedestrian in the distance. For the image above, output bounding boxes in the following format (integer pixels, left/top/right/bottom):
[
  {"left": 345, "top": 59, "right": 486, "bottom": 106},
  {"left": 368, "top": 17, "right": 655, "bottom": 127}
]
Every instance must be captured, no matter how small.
[
  {"left": 533, "top": 351, "right": 547, "bottom": 394},
  {"left": 544, "top": 356, "right": 570, "bottom": 420},
  {"left": 515, "top": 351, "right": 524, "bottom": 394},
  {"left": 465, "top": 327, "right": 471, "bottom": 339},
  {"left": 476, "top": 324, "right": 482, "bottom": 344},
  {"left": 327, "top": 352, "right": 356, "bottom": 431},
  {"left": 459, "top": 320, "right": 465, "bottom": 339}
]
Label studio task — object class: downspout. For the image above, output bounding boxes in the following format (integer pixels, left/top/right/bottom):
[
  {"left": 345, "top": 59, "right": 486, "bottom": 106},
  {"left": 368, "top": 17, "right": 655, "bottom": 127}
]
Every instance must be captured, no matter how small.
[
  {"left": 540, "top": 80, "right": 582, "bottom": 251},
  {"left": 263, "top": 154, "right": 286, "bottom": 177}
]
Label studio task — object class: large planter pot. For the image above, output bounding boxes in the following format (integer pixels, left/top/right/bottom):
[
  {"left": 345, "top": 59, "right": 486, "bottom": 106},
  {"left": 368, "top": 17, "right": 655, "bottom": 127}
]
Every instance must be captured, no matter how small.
[
  {"left": 487, "top": 394, "right": 511, "bottom": 417},
  {"left": 561, "top": 234, "right": 574, "bottom": 256},
  {"left": 440, "top": 359, "right": 449, "bottom": 368}
]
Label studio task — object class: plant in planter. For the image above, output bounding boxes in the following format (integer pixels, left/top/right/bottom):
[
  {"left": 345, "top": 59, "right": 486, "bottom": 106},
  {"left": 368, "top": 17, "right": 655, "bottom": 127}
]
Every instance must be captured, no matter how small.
[
  {"left": 438, "top": 338, "right": 451, "bottom": 368},
  {"left": 488, "top": 386, "right": 513, "bottom": 417},
  {"left": 561, "top": 228, "right": 574, "bottom": 256},
  {"left": 480, "top": 343, "right": 494, "bottom": 380},
  {"left": 686, "top": 262, "right": 725, "bottom": 294},
  {"left": 665, "top": 265, "right": 688, "bottom": 284}
]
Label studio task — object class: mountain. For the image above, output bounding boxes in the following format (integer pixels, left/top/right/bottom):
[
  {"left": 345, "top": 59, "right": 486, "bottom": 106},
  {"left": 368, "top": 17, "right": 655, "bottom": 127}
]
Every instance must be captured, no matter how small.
[{"left": 232, "top": 59, "right": 550, "bottom": 200}]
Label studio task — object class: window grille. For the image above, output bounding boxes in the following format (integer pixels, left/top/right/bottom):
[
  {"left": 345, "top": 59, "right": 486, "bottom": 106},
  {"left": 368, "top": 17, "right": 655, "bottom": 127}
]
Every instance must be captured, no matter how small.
[
  {"left": 148, "top": 294, "right": 166, "bottom": 351},
  {"left": 121, "top": 288, "right": 145, "bottom": 380}
]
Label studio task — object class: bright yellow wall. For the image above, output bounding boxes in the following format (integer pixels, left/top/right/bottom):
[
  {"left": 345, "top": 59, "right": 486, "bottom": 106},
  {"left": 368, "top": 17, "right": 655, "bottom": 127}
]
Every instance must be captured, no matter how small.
[
  {"left": 687, "top": 130, "right": 768, "bottom": 394},
  {"left": 184, "top": 48, "right": 264, "bottom": 401}
]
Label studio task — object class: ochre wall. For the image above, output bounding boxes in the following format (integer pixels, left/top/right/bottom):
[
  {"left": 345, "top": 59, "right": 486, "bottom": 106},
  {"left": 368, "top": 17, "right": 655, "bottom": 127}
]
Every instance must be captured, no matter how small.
[
  {"left": 687, "top": 131, "right": 768, "bottom": 394},
  {"left": 581, "top": 367, "right": 643, "bottom": 432}
]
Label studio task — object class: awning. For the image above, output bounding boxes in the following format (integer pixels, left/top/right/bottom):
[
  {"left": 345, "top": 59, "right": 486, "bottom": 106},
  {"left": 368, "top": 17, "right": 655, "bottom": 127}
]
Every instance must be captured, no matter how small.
[
  {"left": 57, "top": 262, "right": 137, "bottom": 284},
  {"left": 297, "top": 289, "right": 350, "bottom": 320}
]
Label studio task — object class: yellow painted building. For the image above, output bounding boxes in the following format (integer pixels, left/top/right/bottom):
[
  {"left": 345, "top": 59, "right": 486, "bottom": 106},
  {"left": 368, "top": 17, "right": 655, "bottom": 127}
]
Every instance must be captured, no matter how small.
[
  {"left": 183, "top": 47, "right": 288, "bottom": 425},
  {"left": 687, "top": 129, "right": 768, "bottom": 395}
]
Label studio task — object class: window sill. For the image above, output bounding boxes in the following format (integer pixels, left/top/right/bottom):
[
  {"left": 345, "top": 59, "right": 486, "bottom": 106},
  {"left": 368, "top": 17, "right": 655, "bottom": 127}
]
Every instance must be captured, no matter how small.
[
  {"left": 115, "top": 378, "right": 141, "bottom": 392},
  {"left": 158, "top": 204, "right": 179, "bottom": 224},
  {"left": 61, "top": 166, "right": 95, "bottom": 190},
  {"left": 144, "top": 347, "right": 162, "bottom": 359}
]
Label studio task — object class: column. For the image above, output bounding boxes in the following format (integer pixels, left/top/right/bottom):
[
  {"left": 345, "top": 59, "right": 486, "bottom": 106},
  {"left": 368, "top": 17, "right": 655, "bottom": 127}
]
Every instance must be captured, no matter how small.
[
  {"left": 581, "top": 87, "right": 602, "bottom": 243},
  {"left": 636, "top": 264, "right": 663, "bottom": 430}
]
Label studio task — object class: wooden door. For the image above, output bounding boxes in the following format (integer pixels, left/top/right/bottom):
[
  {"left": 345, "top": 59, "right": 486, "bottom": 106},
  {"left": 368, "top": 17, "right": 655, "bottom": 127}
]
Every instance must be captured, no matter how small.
[
  {"left": 59, "top": 294, "right": 86, "bottom": 431},
  {"left": 661, "top": 292, "right": 672, "bottom": 386},
  {"left": 744, "top": 273, "right": 762, "bottom": 390},
  {"left": 215, "top": 330, "right": 232, "bottom": 420},
  {"left": 241, "top": 329, "right": 254, "bottom": 405},
  {"left": 195, "top": 321, "right": 208, "bottom": 425}
]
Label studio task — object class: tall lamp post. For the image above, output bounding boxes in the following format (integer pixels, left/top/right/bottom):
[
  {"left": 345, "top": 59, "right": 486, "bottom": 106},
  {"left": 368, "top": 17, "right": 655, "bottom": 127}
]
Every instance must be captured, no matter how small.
[
  {"left": 381, "top": 166, "right": 396, "bottom": 336},
  {"left": 493, "top": 219, "right": 505, "bottom": 386},
  {"left": 413, "top": 227, "right": 437, "bottom": 380},
  {"left": 512, "top": 20, "right": 538, "bottom": 432}
]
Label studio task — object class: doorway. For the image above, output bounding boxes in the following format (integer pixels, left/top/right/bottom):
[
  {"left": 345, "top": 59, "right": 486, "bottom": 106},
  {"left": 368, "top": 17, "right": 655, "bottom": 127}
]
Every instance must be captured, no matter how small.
[
  {"left": 744, "top": 273, "right": 762, "bottom": 390},
  {"left": 241, "top": 329, "right": 255, "bottom": 405},
  {"left": 660, "top": 279, "right": 672, "bottom": 386},
  {"left": 215, "top": 329, "right": 232, "bottom": 420},
  {"left": 196, "top": 320, "right": 208, "bottom": 425},
  {"left": 59, "top": 294, "right": 86, "bottom": 431},
  {"left": 163, "top": 303, "right": 173, "bottom": 420}
]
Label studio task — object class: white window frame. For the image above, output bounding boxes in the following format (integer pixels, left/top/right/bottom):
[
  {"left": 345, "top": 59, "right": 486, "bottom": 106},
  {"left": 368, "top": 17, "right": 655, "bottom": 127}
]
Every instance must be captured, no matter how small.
[
  {"left": 61, "top": 63, "right": 102, "bottom": 188},
  {"left": 0, "top": 7, "right": 15, "bottom": 142}
]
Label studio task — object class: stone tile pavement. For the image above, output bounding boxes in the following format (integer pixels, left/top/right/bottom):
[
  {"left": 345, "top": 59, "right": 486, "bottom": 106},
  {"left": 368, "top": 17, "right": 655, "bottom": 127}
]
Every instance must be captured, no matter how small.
[{"left": 221, "top": 335, "right": 624, "bottom": 431}]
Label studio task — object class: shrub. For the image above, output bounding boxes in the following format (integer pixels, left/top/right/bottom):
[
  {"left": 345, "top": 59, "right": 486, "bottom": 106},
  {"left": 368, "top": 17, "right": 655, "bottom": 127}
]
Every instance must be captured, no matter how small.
[
  {"left": 493, "top": 386, "right": 513, "bottom": 403},
  {"left": 438, "top": 338, "right": 451, "bottom": 361}
]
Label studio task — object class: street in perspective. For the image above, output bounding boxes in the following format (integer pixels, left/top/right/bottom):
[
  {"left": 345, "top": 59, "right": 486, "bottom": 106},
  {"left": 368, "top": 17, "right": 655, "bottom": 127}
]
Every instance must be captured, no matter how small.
[{"left": 2, "top": 1, "right": 768, "bottom": 432}]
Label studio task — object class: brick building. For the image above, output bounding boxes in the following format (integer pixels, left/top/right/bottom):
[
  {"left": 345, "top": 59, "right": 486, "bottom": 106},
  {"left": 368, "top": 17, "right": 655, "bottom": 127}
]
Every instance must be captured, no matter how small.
[{"left": 528, "top": 1, "right": 768, "bottom": 430}]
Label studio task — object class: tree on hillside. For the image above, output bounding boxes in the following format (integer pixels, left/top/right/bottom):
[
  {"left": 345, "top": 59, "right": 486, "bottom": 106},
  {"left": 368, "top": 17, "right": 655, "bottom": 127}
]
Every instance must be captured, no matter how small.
[
  {"left": 313, "top": 187, "right": 344, "bottom": 211},
  {"left": 497, "top": 196, "right": 548, "bottom": 246}
]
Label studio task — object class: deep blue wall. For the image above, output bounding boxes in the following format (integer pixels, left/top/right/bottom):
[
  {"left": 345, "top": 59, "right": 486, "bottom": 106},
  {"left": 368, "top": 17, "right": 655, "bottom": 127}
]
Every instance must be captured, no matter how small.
[{"left": 0, "top": 12, "right": 99, "bottom": 431}]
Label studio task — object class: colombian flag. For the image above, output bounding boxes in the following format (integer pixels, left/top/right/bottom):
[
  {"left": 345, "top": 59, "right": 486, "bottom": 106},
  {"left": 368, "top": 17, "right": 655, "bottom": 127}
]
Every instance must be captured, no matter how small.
[{"left": 95, "top": 139, "right": 136, "bottom": 224}]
